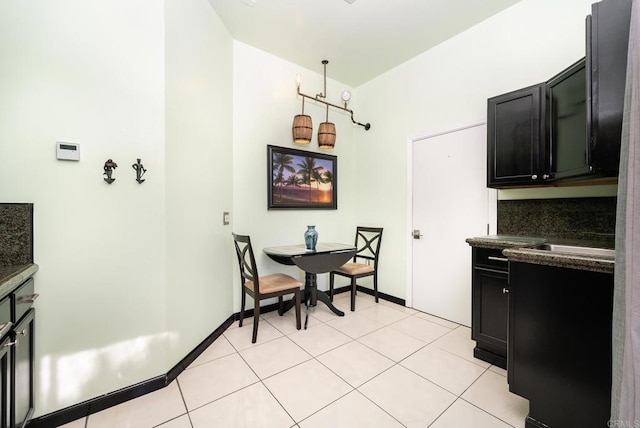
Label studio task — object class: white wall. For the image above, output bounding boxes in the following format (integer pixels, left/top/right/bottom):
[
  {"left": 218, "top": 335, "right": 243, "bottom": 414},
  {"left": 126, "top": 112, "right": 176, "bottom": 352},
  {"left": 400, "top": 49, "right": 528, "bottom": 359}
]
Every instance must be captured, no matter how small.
[
  {"left": 165, "top": 0, "right": 234, "bottom": 367},
  {"left": 0, "top": 0, "right": 233, "bottom": 417},
  {"left": 354, "top": 0, "right": 600, "bottom": 300},
  {"left": 231, "top": 42, "right": 359, "bottom": 307}
]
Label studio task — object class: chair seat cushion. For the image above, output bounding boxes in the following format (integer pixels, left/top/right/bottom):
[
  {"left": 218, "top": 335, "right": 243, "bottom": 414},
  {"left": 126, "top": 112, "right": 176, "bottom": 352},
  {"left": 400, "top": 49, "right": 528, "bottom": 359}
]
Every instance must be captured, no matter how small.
[
  {"left": 335, "top": 262, "right": 374, "bottom": 275},
  {"left": 246, "top": 273, "right": 302, "bottom": 293}
]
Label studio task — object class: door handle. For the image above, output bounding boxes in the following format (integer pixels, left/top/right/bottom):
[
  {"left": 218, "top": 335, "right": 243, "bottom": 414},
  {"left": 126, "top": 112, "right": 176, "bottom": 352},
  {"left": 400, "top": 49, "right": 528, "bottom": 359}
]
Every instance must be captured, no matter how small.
[{"left": 412, "top": 230, "right": 423, "bottom": 239}]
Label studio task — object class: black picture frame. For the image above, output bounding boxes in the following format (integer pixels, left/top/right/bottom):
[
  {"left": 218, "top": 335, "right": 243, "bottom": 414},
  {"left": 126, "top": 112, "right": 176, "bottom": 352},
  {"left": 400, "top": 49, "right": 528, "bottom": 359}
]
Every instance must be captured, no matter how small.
[{"left": 268, "top": 145, "right": 337, "bottom": 209}]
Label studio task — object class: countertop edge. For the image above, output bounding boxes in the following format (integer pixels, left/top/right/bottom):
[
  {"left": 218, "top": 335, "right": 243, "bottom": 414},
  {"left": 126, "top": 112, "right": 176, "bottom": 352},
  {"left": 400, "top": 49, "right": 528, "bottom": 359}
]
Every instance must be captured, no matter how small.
[
  {"left": 467, "top": 236, "right": 615, "bottom": 274},
  {"left": 503, "top": 248, "right": 614, "bottom": 274},
  {"left": 465, "top": 237, "right": 545, "bottom": 250},
  {"left": 0, "top": 264, "right": 39, "bottom": 300}
]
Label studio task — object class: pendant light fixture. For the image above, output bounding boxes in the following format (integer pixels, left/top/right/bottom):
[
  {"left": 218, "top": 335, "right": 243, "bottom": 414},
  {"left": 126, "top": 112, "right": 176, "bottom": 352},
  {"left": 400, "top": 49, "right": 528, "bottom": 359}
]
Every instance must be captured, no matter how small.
[
  {"left": 292, "top": 60, "right": 370, "bottom": 149},
  {"left": 292, "top": 97, "right": 312, "bottom": 144},
  {"left": 318, "top": 105, "right": 336, "bottom": 149}
]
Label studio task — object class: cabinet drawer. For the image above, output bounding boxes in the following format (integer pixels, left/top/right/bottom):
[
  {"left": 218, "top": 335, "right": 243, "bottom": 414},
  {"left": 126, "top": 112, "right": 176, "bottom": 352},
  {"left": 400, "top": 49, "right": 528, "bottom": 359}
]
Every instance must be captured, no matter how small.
[
  {"left": 474, "top": 248, "right": 509, "bottom": 271},
  {"left": 12, "top": 278, "right": 37, "bottom": 323},
  {"left": 0, "top": 297, "right": 10, "bottom": 339}
]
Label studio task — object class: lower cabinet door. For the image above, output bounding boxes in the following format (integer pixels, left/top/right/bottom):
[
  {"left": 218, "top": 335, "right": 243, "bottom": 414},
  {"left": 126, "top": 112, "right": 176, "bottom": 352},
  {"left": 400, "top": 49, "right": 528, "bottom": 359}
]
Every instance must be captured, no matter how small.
[
  {"left": 12, "top": 309, "right": 34, "bottom": 428},
  {"left": 0, "top": 336, "right": 10, "bottom": 428},
  {"left": 472, "top": 268, "right": 509, "bottom": 367}
]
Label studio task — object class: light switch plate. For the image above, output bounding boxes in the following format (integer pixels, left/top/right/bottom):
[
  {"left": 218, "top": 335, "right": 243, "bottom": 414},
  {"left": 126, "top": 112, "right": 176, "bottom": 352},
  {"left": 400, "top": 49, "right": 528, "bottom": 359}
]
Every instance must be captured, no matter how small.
[{"left": 223, "top": 212, "right": 230, "bottom": 225}]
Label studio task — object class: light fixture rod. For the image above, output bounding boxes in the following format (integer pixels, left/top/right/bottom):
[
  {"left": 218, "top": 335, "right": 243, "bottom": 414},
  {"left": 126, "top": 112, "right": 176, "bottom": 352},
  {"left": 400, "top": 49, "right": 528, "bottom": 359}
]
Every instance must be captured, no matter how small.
[
  {"left": 296, "top": 59, "right": 371, "bottom": 131},
  {"left": 297, "top": 87, "right": 371, "bottom": 131}
]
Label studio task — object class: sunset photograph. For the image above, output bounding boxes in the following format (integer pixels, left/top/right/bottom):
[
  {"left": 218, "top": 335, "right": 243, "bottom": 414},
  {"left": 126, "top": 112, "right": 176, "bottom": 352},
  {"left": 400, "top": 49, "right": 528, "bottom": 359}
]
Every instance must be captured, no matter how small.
[{"left": 268, "top": 145, "right": 337, "bottom": 209}]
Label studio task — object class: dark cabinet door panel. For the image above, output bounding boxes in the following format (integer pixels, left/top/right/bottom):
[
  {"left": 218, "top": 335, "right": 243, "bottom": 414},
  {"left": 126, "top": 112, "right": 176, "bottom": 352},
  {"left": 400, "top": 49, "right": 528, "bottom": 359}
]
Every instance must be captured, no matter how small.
[
  {"left": 487, "top": 84, "right": 546, "bottom": 188},
  {"left": 547, "top": 58, "right": 590, "bottom": 180},
  {"left": 508, "top": 262, "right": 613, "bottom": 428},
  {"left": 588, "top": 0, "right": 632, "bottom": 175},
  {"left": 473, "top": 270, "right": 508, "bottom": 352},
  {"left": 12, "top": 309, "right": 34, "bottom": 428},
  {"left": 0, "top": 336, "right": 10, "bottom": 428}
]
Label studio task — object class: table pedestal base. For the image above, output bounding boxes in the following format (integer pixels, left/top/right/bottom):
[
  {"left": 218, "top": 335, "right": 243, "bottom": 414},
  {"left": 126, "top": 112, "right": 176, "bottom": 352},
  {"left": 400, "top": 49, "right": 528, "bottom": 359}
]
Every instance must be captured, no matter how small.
[{"left": 303, "top": 272, "right": 344, "bottom": 328}]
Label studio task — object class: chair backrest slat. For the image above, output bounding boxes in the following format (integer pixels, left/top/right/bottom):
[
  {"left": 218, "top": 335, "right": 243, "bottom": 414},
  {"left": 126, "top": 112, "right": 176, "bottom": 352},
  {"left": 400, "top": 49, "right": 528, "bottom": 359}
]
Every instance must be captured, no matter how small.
[
  {"left": 353, "top": 226, "right": 383, "bottom": 266},
  {"left": 232, "top": 233, "right": 261, "bottom": 296}
]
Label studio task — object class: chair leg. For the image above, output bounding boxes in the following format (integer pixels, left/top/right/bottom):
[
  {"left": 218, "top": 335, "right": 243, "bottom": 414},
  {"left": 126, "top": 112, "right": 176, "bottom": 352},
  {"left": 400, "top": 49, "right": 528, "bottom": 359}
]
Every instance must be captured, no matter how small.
[
  {"left": 351, "top": 277, "right": 357, "bottom": 311},
  {"left": 295, "top": 290, "right": 301, "bottom": 330},
  {"left": 252, "top": 300, "right": 260, "bottom": 344},
  {"left": 239, "top": 288, "right": 246, "bottom": 327},
  {"left": 374, "top": 273, "right": 379, "bottom": 303},
  {"left": 329, "top": 272, "right": 335, "bottom": 301}
]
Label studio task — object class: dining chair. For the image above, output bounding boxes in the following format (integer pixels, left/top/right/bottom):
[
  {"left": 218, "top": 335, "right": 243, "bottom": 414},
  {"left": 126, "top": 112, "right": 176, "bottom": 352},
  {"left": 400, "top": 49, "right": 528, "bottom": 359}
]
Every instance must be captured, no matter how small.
[
  {"left": 232, "top": 233, "right": 302, "bottom": 343},
  {"left": 329, "top": 226, "right": 383, "bottom": 311}
]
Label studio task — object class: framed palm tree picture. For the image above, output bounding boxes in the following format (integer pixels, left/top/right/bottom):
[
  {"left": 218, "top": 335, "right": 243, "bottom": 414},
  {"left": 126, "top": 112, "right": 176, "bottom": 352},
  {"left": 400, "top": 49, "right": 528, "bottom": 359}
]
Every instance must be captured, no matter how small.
[{"left": 268, "top": 145, "right": 337, "bottom": 209}]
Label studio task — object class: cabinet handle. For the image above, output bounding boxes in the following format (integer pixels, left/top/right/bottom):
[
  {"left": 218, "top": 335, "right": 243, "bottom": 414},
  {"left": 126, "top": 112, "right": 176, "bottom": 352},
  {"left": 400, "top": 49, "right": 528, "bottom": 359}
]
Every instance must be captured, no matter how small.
[
  {"left": 503, "top": 288, "right": 510, "bottom": 294},
  {"left": 16, "top": 329, "right": 27, "bottom": 336},
  {"left": 542, "top": 174, "right": 550, "bottom": 179},
  {"left": 3, "top": 339, "right": 18, "bottom": 348},
  {"left": 487, "top": 256, "right": 508, "bottom": 262},
  {"left": 17, "top": 293, "right": 39, "bottom": 304},
  {"left": 531, "top": 174, "right": 538, "bottom": 180},
  {"left": 0, "top": 322, "right": 12, "bottom": 339}
]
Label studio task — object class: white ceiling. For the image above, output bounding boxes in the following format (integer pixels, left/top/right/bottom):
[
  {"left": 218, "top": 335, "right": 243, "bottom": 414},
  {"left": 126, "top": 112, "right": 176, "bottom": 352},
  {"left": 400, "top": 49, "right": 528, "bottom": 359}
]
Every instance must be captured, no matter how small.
[{"left": 207, "top": 0, "right": 522, "bottom": 87}]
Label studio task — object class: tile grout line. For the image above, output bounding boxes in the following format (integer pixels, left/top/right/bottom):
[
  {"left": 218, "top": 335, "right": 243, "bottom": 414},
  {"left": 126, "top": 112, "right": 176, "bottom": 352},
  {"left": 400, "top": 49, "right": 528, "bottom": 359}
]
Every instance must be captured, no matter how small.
[
  {"left": 170, "top": 378, "right": 194, "bottom": 428},
  {"left": 458, "top": 396, "right": 518, "bottom": 428}
]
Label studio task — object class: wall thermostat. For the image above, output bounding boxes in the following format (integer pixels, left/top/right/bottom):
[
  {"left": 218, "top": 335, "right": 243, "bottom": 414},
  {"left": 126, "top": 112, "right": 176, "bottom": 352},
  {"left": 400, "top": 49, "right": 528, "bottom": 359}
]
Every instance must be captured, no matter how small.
[{"left": 56, "top": 142, "right": 80, "bottom": 161}]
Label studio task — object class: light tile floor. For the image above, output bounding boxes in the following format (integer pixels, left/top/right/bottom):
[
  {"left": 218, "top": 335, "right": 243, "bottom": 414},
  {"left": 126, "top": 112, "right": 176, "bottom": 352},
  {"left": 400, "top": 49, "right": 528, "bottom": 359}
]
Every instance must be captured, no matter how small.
[{"left": 61, "top": 293, "right": 529, "bottom": 428}]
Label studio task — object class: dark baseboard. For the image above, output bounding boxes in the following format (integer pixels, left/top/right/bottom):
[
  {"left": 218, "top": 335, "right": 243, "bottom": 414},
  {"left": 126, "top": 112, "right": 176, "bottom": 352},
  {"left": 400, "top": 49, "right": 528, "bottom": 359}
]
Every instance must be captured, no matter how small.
[
  {"left": 332, "top": 284, "right": 406, "bottom": 307},
  {"left": 27, "top": 289, "right": 404, "bottom": 427},
  {"left": 26, "top": 315, "right": 235, "bottom": 428},
  {"left": 166, "top": 316, "right": 235, "bottom": 382},
  {"left": 232, "top": 301, "right": 283, "bottom": 321}
]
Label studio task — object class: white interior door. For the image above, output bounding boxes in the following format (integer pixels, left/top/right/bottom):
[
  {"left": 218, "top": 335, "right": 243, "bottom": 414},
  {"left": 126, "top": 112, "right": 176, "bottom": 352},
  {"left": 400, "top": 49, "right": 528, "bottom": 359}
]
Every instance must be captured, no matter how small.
[{"left": 411, "top": 123, "right": 496, "bottom": 326}]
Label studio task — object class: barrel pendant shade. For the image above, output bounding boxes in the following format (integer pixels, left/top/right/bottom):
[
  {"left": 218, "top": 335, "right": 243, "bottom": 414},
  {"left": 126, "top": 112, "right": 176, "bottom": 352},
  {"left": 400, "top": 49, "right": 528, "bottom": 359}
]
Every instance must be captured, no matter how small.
[
  {"left": 292, "top": 114, "right": 313, "bottom": 144},
  {"left": 318, "top": 122, "right": 336, "bottom": 149}
]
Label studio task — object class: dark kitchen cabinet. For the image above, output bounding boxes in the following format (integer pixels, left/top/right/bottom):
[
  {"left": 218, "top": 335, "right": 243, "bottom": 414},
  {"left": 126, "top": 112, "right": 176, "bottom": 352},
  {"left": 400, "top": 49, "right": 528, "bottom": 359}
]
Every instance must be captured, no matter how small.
[
  {"left": 547, "top": 58, "right": 590, "bottom": 180},
  {"left": 471, "top": 248, "right": 509, "bottom": 369},
  {"left": 0, "top": 277, "right": 36, "bottom": 428},
  {"left": 0, "top": 297, "right": 10, "bottom": 428},
  {"left": 487, "top": 83, "right": 547, "bottom": 188},
  {"left": 0, "top": 336, "right": 10, "bottom": 428},
  {"left": 587, "top": 0, "right": 632, "bottom": 176},
  {"left": 12, "top": 309, "right": 34, "bottom": 428},
  {"left": 488, "top": 0, "right": 631, "bottom": 189},
  {"left": 508, "top": 261, "right": 613, "bottom": 428}
]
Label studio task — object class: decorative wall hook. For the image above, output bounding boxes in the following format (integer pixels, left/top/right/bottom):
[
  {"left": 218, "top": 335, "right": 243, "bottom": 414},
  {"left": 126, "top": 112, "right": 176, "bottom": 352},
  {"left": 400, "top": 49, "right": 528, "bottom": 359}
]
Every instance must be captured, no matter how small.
[
  {"left": 132, "top": 158, "right": 147, "bottom": 183},
  {"left": 103, "top": 159, "right": 118, "bottom": 184}
]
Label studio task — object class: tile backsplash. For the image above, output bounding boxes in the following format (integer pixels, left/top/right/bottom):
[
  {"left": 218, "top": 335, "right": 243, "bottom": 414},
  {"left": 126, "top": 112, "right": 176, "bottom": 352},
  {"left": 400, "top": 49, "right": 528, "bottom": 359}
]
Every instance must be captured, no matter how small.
[
  {"left": 0, "top": 203, "right": 34, "bottom": 265},
  {"left": 497, "top": 197, "right": 616, "bottom": 242}
]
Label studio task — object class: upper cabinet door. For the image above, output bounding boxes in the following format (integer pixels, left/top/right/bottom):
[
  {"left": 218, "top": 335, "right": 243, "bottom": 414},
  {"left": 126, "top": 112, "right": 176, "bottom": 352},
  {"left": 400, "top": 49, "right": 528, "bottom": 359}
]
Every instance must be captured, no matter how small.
[
  {"left": 588, "top": 0, "right": 632, "bottom": 175},
  {"left": 487, "top": 83, "right": 547, "bottom": 188},
  {"left": 547, "top": 58, "right": 590, "bottom": 180}
]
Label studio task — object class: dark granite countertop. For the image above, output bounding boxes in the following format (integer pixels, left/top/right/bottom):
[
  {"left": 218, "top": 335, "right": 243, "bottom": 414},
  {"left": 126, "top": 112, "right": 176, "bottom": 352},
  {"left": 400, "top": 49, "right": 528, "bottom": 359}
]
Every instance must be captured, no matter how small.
[
  {"left": 0, "top": 264, "right": 38, "bottom": 300},
  {"left": 466, "top": 235, "right": 614, "bottom": 274},
  {"left": 503, "top": 246, "right": 614, "bottom": 274},
  {"left": 465, "top": 235, "right": 547, "bottom": 250}
]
